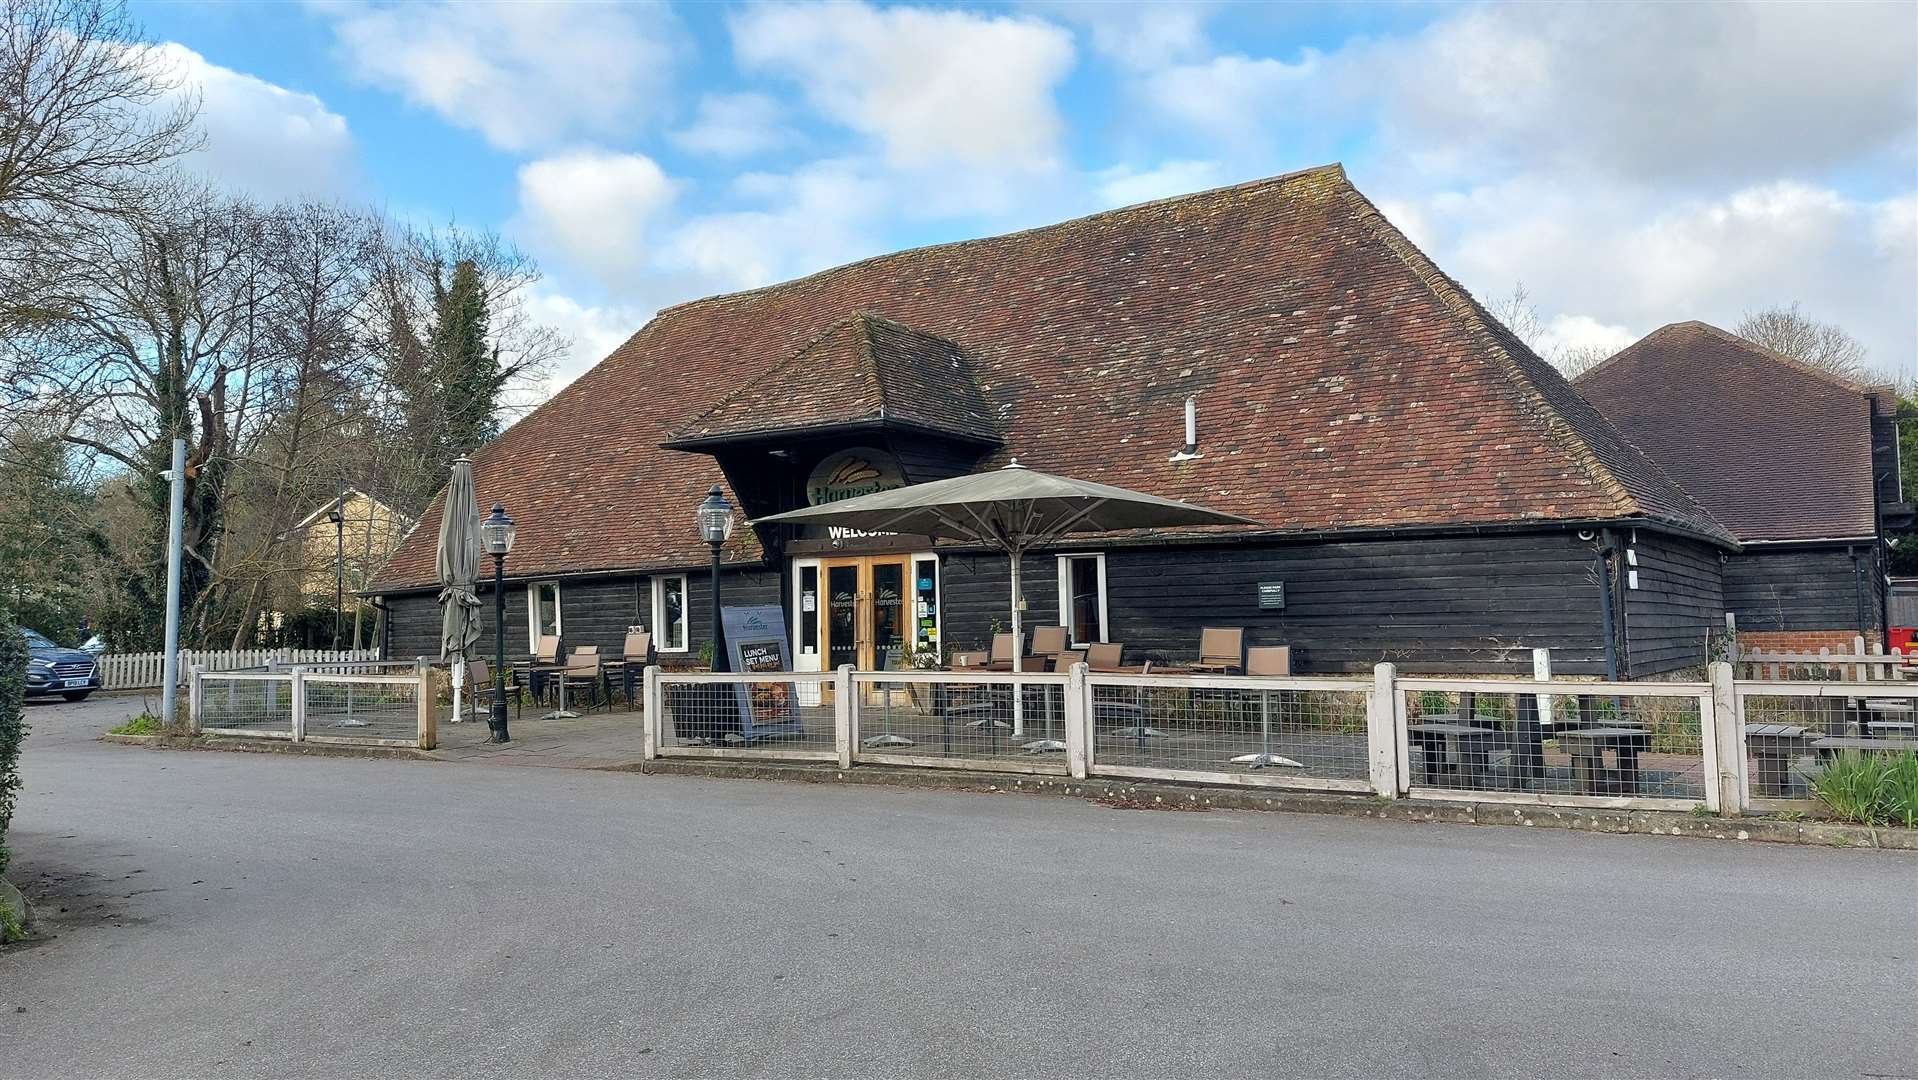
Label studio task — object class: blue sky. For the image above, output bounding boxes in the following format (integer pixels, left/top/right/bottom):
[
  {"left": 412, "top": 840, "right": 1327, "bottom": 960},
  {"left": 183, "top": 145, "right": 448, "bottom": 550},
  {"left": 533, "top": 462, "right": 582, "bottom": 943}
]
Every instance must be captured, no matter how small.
[{"left": 134, "top": 1, "right": 1917, "bottom": 390}]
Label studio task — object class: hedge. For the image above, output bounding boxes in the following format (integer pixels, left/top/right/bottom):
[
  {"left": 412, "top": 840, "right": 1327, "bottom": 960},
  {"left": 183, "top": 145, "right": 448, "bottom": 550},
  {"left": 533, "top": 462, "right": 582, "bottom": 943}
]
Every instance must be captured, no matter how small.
[{"left": 0, "top": 623, "right": 26, "bottom": 878}]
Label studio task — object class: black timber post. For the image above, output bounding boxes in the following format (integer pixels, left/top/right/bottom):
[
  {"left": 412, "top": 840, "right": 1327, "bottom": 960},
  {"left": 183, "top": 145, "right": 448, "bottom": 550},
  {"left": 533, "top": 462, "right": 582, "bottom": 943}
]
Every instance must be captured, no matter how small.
[{"left": 1596, "top": 529, "right": 1621, "bottom": 682}]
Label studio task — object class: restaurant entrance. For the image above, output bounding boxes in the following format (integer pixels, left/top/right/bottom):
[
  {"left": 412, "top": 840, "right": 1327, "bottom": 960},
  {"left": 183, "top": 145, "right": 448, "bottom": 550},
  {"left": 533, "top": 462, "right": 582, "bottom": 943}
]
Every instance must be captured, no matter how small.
[{"left": 792, "top": 552, "right": 942, "bottom": 678}]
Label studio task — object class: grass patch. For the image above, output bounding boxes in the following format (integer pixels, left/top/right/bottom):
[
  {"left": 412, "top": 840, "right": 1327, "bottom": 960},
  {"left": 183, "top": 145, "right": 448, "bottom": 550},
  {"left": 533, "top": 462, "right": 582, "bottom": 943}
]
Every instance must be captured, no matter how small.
[
  {"left": 1812, "top": 751, "right": 1918, "bottom": 827},
  {"left": 108, "top": 712, "right": 165, "bottom": 736}
]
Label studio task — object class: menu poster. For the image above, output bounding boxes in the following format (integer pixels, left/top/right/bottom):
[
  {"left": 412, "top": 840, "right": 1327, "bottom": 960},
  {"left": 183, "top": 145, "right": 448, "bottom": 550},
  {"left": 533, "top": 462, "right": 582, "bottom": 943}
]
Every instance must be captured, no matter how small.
[{"left": 722, "top": 605, "right": 802, "bottom": 740}]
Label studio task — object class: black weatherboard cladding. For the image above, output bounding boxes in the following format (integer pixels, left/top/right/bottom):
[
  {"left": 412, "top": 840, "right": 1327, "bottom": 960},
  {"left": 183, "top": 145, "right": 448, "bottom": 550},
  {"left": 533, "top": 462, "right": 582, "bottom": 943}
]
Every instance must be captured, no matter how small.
[
  {"left": 1618, "top": 532, "right": 1726, "bottom": 676},
  {"left": 1723, "top": 545, "right": 1882, "bottom": 633}
]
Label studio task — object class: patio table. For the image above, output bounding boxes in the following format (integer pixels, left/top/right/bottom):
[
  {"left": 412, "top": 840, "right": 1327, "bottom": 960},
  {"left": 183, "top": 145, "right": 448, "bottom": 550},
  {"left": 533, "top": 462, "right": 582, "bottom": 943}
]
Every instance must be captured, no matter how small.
[
  {"left": 527, "top": 663, "right": 577, "bottom": 720},
  {"left": 1407, "top": 721, "right": 1504, "bottom": 787},
  {"left": 1557, "top": 727, "right": 1652, "bottom": 795},
  {"left": 1745, "top": 723, "right": 1813, "bottom": 797}
]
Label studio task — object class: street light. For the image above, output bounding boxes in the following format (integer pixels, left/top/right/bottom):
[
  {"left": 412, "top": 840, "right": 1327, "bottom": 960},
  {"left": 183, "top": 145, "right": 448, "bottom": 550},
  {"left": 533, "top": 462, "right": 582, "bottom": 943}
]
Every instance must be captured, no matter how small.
[
  {"left": 327, "top": 480, "right": 345, "bottom": 651},
  {"left": 696, "top": 485, "right": 735, "bottom": 672},
  {"left": 479, "top": 503, "right": 517, "bottom": 743}
]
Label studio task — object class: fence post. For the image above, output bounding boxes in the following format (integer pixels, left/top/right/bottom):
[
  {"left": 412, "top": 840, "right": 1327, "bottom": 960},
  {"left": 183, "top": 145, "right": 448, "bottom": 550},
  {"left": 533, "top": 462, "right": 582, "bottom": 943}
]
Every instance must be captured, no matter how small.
[
  {"left": 1706, "top": 661, "right": 1744, "bottom": 813},
  {"left": 187, "top": 665, "right": 204, "bottom": 734},
  {"left": 417, "top": 665, "right": 436, "bottom": 750},
  {"left": 641, "top": 665, "right": 661, "bottom": 760},
  {"left": 1064, "top": 662, "right": 1089, "bottom": 780},
  {"left": 290, "top": 668, "right": 306, "bottom": 742},
  {"left": 833, "top": 665, "right": 854, "bottom": 769},
  {"left": 1367, "top": 662, "right": 1401, "bottom": 798}
]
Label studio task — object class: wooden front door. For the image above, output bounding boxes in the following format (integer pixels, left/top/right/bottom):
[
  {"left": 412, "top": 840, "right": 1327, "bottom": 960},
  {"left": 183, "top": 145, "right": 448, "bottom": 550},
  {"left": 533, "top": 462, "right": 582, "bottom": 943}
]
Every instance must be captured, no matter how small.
[{"left": 819, "top": 555, "right": 913, "bottom": 673}]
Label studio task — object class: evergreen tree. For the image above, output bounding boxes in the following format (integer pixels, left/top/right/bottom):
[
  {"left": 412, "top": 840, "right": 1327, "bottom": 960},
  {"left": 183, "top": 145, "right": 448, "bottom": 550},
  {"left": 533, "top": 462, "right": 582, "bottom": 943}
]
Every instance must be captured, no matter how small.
[{"left": 430, "top": 259, "right": 504, "bottom": 456}]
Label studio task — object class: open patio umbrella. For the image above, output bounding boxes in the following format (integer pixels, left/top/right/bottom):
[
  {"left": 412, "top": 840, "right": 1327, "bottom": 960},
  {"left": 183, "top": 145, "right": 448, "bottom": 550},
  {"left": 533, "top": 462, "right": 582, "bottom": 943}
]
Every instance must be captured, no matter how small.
[
  {"left": 436, "top": 457, "right": 487, "bottom": 737},
  {"left": 754, "top": 461, "right": 1263, "bottom": 747}
]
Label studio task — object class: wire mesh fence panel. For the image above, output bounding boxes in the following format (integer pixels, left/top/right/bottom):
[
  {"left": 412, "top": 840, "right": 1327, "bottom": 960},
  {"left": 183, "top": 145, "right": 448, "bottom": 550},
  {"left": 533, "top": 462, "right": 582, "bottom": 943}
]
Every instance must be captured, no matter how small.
[
  {"left": 657, "top": 674, "right": 838, "bottom": 759},
  {"left": 302, "top": 675, "right": 421, "bottom": 745},
  {"left": 1085, "top": 676, "right": 1373, "bottom": 789},
  {"left": 1398, "top": 680, "right": 1710, "bottom": 805},
  {"left": 199, "top": 674, "right": 295, "bottom": 737},
  {"left": 852, "top": 672, "right": 1073, "bottom": 773},
  {"left": 1737, "top": 683, "right": 1918, "bottom": 807}
]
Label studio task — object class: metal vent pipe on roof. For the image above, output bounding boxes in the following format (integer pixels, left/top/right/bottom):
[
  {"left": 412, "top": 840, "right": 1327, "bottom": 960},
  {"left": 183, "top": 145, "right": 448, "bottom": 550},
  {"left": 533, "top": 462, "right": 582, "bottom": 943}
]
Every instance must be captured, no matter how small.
[{"left": 1170, "top": 395, "right": 1201, "bottom": 461}]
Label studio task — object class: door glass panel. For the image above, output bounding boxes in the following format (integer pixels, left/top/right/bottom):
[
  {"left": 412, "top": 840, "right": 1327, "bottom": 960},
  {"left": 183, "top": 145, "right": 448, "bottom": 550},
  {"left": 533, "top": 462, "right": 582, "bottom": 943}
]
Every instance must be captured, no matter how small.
[
  {"left": 826, "top": 566, "right": 859, "bottom": 671},
  {"left": 913, "top": 557, "right": 939, "bottom": 660},
  {"left": 799, "top": 566, "right": 819, "bottom": 654},
  {"left": 1067, "top": 558, "right": 1102, "bottom": 644},
  {"left": 872, "top": 562, "right": 906, "bottom": 670}
]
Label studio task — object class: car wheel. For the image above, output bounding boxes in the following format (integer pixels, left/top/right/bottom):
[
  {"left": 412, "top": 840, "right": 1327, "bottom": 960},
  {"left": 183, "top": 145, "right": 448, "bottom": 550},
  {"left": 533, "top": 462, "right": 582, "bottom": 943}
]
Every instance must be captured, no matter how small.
[{"left": 62, "top": 691, "right": 93, "bottom": 702}]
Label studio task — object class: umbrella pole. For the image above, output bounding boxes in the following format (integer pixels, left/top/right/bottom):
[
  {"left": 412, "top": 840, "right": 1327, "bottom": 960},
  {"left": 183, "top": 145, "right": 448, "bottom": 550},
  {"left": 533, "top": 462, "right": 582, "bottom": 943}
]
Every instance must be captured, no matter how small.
[
  {"left": 1009, "top": 547, "right": 1024, "bottom": 739},
  {"left": 451, "top": 660, "right": 464, "bottom": 723}
]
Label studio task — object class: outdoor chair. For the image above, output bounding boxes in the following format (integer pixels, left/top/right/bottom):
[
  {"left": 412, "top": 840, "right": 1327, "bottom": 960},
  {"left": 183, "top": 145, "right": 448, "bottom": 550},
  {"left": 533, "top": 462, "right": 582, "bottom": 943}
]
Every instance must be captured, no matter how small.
[
  {"left": 553, "top": 646, "right": 604, "bottom": 713},
  {"left": 1085, "top": 642, "right": 1125, "bottom": 670},
  {"left": 1030, "top": 626, "right": 1069, "bottom": 657},
  {"left": 603, "top": 630, "right": 652, "bottom": 707},
  {"left": 1231, "top": 647, "right": 1302, "bottom": 769},
  {"left": 520, "top": 634, "right": 561, "bottom": 704},
  {"left": 1190, "top": 627, "right": 1246, "bottom": 674},
  {"left": 982, "top": 632, "right": 1022, "bottom": 670},
  {"left": 467, "top": 659, "right": 522, "bottom": 725}
]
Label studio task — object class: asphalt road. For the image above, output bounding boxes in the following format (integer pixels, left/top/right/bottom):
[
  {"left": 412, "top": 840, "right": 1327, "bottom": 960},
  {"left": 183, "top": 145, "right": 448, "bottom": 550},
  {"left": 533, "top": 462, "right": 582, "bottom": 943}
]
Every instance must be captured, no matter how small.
[{"left": 2, "top": 695, "right": 1914, "bottom": 1080}]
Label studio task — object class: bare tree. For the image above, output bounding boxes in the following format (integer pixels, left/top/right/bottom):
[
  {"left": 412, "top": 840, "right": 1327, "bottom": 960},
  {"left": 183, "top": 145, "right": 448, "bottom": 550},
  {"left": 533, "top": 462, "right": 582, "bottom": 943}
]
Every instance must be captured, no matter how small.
[
  {"left": 1736, "top": 303, "right": 1869, "bottom": 380},
  {"left": 1484, "top": 281, "right": 1616, "bottom": 378}
]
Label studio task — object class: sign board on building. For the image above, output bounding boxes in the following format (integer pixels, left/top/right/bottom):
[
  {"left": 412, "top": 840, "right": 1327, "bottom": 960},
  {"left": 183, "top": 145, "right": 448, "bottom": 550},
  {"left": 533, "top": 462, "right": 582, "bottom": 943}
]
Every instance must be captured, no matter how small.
[
  {"left": 722, "top": 604, "right": 802, "bottom": 741},
  {"left": 1257, "top": 581, "right": 1286, "bottom": 610},
  {"left": 806, "top": 447, "right": 906, "bottom": 506}
]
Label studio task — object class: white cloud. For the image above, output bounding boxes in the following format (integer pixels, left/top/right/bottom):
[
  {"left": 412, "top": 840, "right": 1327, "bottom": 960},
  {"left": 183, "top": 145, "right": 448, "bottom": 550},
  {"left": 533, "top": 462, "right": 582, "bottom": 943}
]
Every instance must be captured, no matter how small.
[
  {"left": 665, "top": 159, "right": 889, "bottom": 290},
  {"left": 1411, "top": 177, "right": 1918, "bottom": 380},
  {"left": 670, "top": 93, "right": 793, "bottom": 158},
  {"left": 140, "top": 43, "right": 356, "bottom": 199},
  {"left": 1037, "top": 1, "right": 1211, "bottom": 71},
  {"left": 730, "top": 1, "right": 1076, "bottom": 169},
  {"left": 313, "top": 1, "right": 678, "bottom": 152},
  {"left": 1094, "top": 160, "right": 1222, "bottom": 208},
  {"left": 514, "top": 150, "right": 677, "bottom": 295},
  {"left": 1143, "top": 52, "right": 1320, "bottom": 140},
  {"left": 522, "top": 289, "right": 650, "bottom": 397}
]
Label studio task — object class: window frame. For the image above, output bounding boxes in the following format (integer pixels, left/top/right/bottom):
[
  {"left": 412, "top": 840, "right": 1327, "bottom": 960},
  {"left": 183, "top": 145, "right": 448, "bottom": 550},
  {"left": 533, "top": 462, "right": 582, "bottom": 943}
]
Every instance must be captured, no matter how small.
[
  {"left": 652, "top": 574, "right": 690, "bottom": 653},
  {"left": 1055, "top": 552, "right": 1108, "bottom": 647},
  {"left": 526, "top": 580, "right": 562, "bottom": 651}
]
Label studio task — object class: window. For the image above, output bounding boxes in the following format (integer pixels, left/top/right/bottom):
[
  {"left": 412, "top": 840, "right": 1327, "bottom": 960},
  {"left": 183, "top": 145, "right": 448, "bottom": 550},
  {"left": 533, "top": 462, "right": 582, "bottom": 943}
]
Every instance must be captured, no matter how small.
[
  {"left": 652, "top": 575, "right": 688, "bottom": 653},
  {"left": 1056, "top": 554, "right": 1107, "bottom": 646},
  {"left": 526, "top": 581, "right": 561, "bottom": 651}
]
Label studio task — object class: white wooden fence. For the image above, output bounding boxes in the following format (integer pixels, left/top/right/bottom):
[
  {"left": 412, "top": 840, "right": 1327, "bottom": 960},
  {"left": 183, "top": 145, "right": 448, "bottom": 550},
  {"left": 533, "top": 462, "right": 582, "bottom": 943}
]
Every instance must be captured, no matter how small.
[
  {"left": 641, "top": 661, "right": 1918, "bottom": 816},
  {"left": 100, "top": 648, "right": 379, "bottom": 690},
  {"left": 1739, "top": 635, "right": 1911, "bottom": 682}
]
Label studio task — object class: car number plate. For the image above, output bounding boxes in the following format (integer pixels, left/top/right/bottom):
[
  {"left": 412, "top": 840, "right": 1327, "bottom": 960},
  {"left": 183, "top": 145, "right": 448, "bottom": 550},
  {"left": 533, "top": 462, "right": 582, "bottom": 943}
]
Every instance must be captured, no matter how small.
[{"left": 63, "top": 677, "right": 89, "bottom": 688}]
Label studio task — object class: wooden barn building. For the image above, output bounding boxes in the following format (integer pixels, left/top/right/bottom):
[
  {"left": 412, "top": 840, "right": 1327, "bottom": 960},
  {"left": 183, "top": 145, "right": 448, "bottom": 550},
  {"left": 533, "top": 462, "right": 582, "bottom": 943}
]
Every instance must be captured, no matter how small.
[
  {"left": 367, "top": 165, "right": 1743, "bottom": 678},
  {"left": 1576, "top": 321, "right": 1908, "bottom": 655}
]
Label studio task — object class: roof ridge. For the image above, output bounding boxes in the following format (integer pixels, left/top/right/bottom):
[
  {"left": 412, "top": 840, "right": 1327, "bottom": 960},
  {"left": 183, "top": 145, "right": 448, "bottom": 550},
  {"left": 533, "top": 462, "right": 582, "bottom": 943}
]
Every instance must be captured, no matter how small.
[
  {"left": 667, "top": 316, "right": 872, "bottom": 440},
  {"left": 655, "top": 164, "right": 1349, "bottom": 319},
  {"left": 1331, "top": 181, "right": 1635, "bottom": 512},
  {"left": 1685, "top": 320, "right": 1878, "bottom": 395}
]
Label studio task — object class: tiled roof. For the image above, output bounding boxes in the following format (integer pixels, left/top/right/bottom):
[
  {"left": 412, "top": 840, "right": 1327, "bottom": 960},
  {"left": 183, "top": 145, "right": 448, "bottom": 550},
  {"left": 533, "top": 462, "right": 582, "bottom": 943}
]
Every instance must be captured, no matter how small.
[
  {"left": 371, "top": 164, "right": 1732, "bottom": 592},
  {"left": 1575, "top": 321, "right": 1878, "bottom": 542},
  {"left": 665, "top": 312, "right": 997, "bottom": 446}
]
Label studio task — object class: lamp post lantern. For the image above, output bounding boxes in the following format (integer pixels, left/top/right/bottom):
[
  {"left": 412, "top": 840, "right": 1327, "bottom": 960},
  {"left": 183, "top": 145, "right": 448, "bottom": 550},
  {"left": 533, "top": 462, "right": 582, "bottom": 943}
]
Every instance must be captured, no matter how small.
[
  {"left": 479, "top": 503, "right": 517, "bottom": 742},
  {"left": 695, "top": 485, "right": 735, "bottom": 671}
]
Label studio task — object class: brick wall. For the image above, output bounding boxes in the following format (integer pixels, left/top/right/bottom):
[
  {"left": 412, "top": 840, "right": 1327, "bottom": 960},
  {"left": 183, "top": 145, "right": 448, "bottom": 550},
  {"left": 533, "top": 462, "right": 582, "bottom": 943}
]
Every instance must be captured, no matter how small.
[{"left": 1739, "top": 630, "right": 1871, "bottom": 655}]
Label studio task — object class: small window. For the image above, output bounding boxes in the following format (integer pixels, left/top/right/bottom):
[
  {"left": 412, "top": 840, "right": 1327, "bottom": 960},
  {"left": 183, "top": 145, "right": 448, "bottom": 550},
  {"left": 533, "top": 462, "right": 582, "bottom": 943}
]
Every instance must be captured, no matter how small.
[
  {"left": 527, "top": 581, "right": 561, "bottom": 651},
  {"left": 1057, "top": 554, "right": 1107, "bottom": 647},
  {"left": 653, "top": 575, "right": 688, "bottom": 653}
]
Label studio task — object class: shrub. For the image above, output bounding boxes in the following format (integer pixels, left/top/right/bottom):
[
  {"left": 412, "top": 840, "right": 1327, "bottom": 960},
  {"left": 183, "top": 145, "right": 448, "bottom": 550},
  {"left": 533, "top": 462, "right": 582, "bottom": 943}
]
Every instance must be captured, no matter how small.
[
  {"left": 0, "top": 623, "right": 27, "bottom": 879},
  {"left": 1811, "top": 751, "right": 1918, "bottom": 827}
]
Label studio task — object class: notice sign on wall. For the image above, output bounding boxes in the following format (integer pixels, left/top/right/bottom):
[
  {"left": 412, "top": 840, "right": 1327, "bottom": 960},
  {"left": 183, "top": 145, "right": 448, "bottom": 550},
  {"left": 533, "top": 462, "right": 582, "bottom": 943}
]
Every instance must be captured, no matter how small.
[
  {"left": 722, "top": 604, "right": 802, "bottom": 741},
  {"left": 1258, "top": 581, "right": 1286, "bottom": 610}
]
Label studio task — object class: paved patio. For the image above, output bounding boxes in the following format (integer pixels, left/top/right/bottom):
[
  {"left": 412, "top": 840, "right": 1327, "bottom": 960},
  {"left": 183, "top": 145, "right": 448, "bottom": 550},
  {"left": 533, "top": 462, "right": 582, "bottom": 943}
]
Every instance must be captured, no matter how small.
[{"left": 433, "top": 704, "right": 647, "bottom": 768}]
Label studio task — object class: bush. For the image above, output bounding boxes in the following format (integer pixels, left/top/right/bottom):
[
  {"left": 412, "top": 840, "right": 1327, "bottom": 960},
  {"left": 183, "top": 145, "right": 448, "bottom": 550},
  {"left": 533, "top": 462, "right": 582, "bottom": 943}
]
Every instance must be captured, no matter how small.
[
  {"left": 1812, "top": 751, "right": 1918, "bottom": 827},
  {"left": 0, "top": 623, "right": 27, "bottom": 879}
]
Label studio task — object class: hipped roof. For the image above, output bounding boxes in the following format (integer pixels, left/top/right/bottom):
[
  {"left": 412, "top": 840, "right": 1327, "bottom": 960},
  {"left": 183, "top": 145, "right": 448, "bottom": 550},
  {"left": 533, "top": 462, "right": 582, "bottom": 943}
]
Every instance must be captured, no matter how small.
[
  {"left": 371, "top": 164, "right": 1729, "bottom": 593},
  {"left": 1575, "top": 321, "right": 1880, "bottom": 542}
]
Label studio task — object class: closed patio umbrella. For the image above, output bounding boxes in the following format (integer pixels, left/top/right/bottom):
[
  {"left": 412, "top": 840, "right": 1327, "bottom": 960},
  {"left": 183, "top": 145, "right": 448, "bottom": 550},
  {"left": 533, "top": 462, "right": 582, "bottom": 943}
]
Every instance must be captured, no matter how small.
[
  {"left": 437, "top": 457, "right": 487, "bottom": 738},
  {"left": 754, "top": 461, "right": 1262, "bottom": 746}
]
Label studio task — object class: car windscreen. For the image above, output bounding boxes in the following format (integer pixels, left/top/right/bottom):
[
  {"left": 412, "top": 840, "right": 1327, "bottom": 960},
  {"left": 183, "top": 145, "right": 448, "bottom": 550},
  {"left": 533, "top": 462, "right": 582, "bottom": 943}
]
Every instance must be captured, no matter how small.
[{"left": 22, "top": 629, "right": 55, "bottom": 649}]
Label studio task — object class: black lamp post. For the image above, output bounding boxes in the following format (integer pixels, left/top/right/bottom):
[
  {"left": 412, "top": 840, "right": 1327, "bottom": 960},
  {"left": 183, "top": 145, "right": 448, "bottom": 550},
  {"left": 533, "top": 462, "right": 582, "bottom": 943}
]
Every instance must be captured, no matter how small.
[
  {"left": 327, "top": 480, "right": 345, "bottom": 651},
  {"left": 479, "top": 503, "right": 517, "bottom": 743},
  {"left": 696, "top": 485, "right": 736, "bottom": 671}
]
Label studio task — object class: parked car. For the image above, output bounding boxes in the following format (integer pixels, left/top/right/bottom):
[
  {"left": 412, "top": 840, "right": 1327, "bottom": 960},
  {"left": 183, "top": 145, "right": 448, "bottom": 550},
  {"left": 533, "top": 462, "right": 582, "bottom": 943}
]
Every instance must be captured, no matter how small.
[{"left": 21, "top": 628, "right": 101, "bottom": 701}]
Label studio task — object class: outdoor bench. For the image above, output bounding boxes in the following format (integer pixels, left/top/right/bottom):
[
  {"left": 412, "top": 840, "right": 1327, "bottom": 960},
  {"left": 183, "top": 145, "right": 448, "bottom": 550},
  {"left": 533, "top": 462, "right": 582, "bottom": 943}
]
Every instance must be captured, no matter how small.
[
  {"left": 1556, "top": 727, "right": 1652, "bottom": 796},
  {"left": 1744, "top": 723, "right": 1813, "bottom": 797}
]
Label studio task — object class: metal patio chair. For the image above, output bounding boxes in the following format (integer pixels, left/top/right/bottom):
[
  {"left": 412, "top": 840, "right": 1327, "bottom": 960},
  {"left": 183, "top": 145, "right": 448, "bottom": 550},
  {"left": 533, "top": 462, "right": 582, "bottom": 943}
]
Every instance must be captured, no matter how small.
[{"left": 1230, "top": 646, "right": 1303, "bottom": 769}]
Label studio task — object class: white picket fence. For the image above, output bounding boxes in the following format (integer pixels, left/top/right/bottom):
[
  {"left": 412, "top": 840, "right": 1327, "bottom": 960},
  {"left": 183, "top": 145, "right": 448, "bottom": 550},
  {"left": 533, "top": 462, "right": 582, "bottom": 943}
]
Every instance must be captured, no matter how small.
[
  {"left": 99, "top": 648, "right": 380, "bottom": 690},
  {"left": 1738, "top": 635, "right": 1912, "bottom": 682}
]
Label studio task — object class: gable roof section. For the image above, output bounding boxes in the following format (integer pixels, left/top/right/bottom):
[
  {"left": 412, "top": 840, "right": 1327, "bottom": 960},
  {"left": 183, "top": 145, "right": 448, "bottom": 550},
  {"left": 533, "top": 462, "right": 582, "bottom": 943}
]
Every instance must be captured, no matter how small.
[
  {"left": 371, "top": 165, "right": 1732, "bottom": 592},
  {"left": 1574, "top": 321, "right": 1877, "bottom": 542},
  {"left": 665, "top": 312, "right": 997, "bottom": 447}
]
